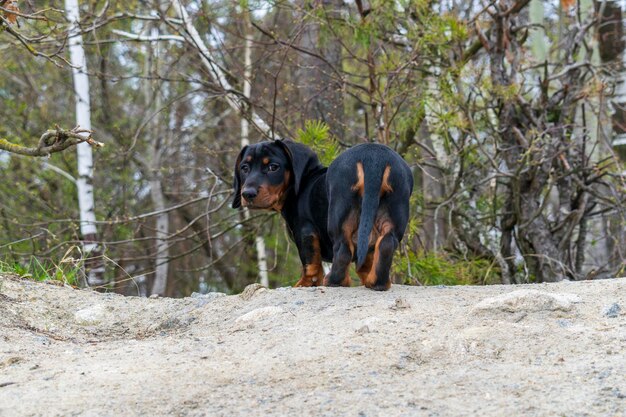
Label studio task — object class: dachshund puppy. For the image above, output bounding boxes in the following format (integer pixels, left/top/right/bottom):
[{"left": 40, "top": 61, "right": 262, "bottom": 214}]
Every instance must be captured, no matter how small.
[{"left": 233, "top": 140, "right": 412, "bottom": 290}]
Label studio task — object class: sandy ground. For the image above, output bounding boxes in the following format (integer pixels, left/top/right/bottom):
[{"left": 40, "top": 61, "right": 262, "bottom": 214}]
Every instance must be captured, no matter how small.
[{"left": 0, "top": 274, "right": 625, "bottom": 417}]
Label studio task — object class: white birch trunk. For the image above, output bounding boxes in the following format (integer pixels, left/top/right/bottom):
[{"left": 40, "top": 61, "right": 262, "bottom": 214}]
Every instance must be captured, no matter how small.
[
  {"left": 65, "top": 0, "right": 104, "bottom": 286},
  {"left": 150, "top": 172, "right": 169, "bottom": 295},
  {"left": 594, "top": 0, "right": 626, "bottom": 272},
  {"left": 423, "top": 73, "right": 449, "bottom": 254},
  {"left": 145, "top": 26, "right": 170, "bottom": 296},
  {"left": 529, "top": 0, "right": 547, "bottom": 63},
  {"left": 172, "top": 0, "right": 271, "bottom": 287},
  {"left": 240, "top": 8, "right": 269, "bottom": 288},
  {"left": 613, "top": 34, "right": 626, "bottom": 151}
]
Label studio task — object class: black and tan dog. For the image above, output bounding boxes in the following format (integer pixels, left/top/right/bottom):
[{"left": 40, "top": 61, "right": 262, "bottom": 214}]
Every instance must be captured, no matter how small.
[{"left": 232, "top": 140, "right": 412, "bottom": 291}]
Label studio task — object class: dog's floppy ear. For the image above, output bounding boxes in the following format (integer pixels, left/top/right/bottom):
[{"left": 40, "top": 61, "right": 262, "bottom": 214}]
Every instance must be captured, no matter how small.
[
  {"left": 231, "top": 145, "right": 248, "bottom": 209},
  {"left": 274, "top": 139, "right": 323, "bottom": 195}
]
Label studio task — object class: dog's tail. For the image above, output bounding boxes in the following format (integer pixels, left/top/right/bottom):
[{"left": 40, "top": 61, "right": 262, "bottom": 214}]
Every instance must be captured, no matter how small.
[{"left": 356, "top": 163, "right": 384, "bottom": 270}]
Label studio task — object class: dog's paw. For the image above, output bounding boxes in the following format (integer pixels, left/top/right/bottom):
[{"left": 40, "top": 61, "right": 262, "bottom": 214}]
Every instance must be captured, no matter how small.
[
  {"left": 323, "top": 273, "right": 351, "bottom": 287},
  {"left": 366, "top": 281, "right": 391, "bottom": 291},
  {"left": 294, "top": 277, "right": 322, "bottom": 287}
]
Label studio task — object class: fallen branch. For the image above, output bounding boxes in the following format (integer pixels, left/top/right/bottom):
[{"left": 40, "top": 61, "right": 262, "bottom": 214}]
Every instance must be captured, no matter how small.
[{"left": 0, "top": 126, "right": 104, "bottom": 157}]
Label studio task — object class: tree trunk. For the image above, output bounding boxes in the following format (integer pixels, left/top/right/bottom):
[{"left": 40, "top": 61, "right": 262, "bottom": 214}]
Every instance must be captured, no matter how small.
[
  {"left": 144, "top": 25, "right": 170, "bottom": 296},
  {"left": 241, "top": 6, "right": 269, "bottom": 288},
  {"left": 171, "top": 0, "right": 273, "bottom": 287},
  {"left": 596, "top": 1, "right": 626, "bottom": 158},
  {"left": 489, "top": 1, "right": 568, "bottom": 282},
  {"left": 149, "top": 170, "right": 169, "bottom": 295},
  {"left": 596, "top": 0, "right": 626, "bottom": 274},
  {"left": 529, "top": 0, "right": 547, "bottom": 63},
  {"left": 64, "top": 0, "right": 105, "bottom": 287},
  {"left": 418, "top": 121, "right": 447, "bottom": 253}
]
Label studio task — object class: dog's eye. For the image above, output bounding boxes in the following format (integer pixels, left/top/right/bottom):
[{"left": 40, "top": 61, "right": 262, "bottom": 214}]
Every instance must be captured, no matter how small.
[
  {"left": 268, "top": 163, "right": 280, "bottom": 172},
  {"left": 240, "top": 164, "right": 250, "bottom": 174}
]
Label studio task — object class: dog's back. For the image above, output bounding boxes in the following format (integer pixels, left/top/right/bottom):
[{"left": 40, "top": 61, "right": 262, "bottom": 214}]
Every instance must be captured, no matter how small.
[{"left": 325, "top": 143, "right": 413, "bottom": 290}]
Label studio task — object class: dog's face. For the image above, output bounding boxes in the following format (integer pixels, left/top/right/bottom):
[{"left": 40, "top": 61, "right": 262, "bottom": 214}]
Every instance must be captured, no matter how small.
[
  {"left": 231, "top": 141, "right": 292, "bottom": 211},
  {"left": 232, "top": 140, "right": 324, "bottom": 210}
]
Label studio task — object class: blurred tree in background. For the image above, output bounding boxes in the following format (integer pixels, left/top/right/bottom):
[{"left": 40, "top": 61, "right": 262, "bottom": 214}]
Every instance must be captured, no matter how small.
[{"left": 0, "top": 0, "right": 624, "bottom": 296}]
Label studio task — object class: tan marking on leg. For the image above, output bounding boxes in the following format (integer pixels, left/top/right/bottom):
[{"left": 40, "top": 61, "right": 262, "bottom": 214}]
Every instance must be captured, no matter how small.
[
  {"left": 340, "top": 210, "right": 360, "bottom": 287},
  {"left": 364, "top": 235, "right": 383, "bottom": 288},
  {"left": 341, "top": 263, "right": 352, "bottom": 287},
  {"left": 357, "top": 253, "right": 374, "bottom": 286},
  {"left": 380, "top": 165, "right": 393, "bottom": 195},
  {"left": 295, "top": 235, "right": 324, "bottom": 287},
  {"left": 364, "top": 220, "right": 394, "bottom": 289},
  {"left": 351, "top": 162, "right": 365, "bottom": 196},
  {"left": 326, "top": 211, "right": 357, "bottom": 287},
  {"left": 342, "top": 209, "right": 358, "bottom": 257}
]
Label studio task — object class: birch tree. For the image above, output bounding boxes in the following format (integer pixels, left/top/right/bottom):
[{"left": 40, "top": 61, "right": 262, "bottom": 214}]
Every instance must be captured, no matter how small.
[
  {"left": 596, "top": 1, "right": 626, "bottom": 157},
  {"left": 596, "top": 0, "right": 626, "bottom": 273},
  {"left": 241, "top": 5, "right": 269, "bottom": 288},
  {"left": 145, "top": 24, "right": 170, "bottom": 296},
  {"left": 65, "top": 0, "right": 105, "bottom": 286},
  {"left": 170, "top": 0, "right": 271, "bottom": 287}
]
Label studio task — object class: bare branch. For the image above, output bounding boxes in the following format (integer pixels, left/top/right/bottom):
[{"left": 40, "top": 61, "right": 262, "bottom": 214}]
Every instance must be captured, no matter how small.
[
  {"left": 0, "top": 126, "right": 104, "bottom": 157},
  {"left": 110, "top": 29, "right": 184, "bottom": 43},
  {"left": 169, "top": 0, "right": 276, "bottom": 139}
]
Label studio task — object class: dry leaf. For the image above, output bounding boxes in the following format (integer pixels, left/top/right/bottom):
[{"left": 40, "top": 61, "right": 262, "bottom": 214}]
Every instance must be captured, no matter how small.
[
  {"left": 2, "top": 0, "right": 20, "bottom": 25},
  {"left": 560, "top": 0, "right": 575, "bottom": 10}
]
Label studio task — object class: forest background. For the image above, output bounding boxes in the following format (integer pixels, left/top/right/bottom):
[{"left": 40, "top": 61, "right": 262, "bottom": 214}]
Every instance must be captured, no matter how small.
[{"left": 0, "top": 0, "right": 624, "bottom": 297}]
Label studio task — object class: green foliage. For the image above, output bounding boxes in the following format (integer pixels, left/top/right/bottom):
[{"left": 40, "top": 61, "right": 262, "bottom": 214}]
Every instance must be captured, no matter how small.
[
  {"left": 296, "top": 120, "right": 340, "bottom": 166},
  {"left": 262, "top": 216, "right": 303, "bottom": 288},
  {"left": 395, "top": 251, "right": 500, "bottom": 286},
  {"left": 0, "top": 256, "right": 82, "bottom": 286}
]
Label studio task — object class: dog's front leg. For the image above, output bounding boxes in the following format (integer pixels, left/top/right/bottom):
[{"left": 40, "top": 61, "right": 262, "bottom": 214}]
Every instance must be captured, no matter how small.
[{"left": 294, "top": 233, "right": 324, "bottom": 287}]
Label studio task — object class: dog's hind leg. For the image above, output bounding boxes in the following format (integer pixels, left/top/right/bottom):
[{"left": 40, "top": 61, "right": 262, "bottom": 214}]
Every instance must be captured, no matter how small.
[
  {"left": 362, "top": 194, "right": 409, "bottom": 290},
  {"left": 356, "top": 252, "right": 373, "bottom": 286},
  {"left": 366, "top": 233, "right": 398, "bottom": 291},
  {"left": 324, "top": 240, "right": 352, "bottom": 287},
  {"left": 362, "top": 218, "right": 398, "bottom": 291},
  {"left": 325, "top": 198, "right": 356, "bottom": 287}
]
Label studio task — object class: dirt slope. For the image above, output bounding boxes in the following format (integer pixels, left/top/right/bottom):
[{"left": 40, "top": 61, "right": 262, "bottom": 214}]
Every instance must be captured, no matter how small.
[{"left": 0, "top": 274, "right": 625, "bottom": 417}]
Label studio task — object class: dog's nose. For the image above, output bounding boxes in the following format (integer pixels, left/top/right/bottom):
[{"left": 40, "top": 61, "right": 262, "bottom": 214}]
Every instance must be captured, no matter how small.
[{"left": 242, "top": 188, "right": 257, "bottom": 201}]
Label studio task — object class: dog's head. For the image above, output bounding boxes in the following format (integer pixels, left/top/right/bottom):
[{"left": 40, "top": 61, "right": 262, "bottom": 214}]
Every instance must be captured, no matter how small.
[{"left": 232, "top": 139, "right": 322, "bottom": 210}]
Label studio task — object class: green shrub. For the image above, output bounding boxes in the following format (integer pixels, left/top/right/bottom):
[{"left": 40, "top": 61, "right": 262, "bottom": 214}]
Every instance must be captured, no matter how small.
[
  {"left": 394, "top": 251, "right": 500, "bottom": 286},
  {"left": 0, "top": 256, "right": 82, "bottom": 286},
  {"left": 296, "top": 120, "right": 340, "bottom": 166}
]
